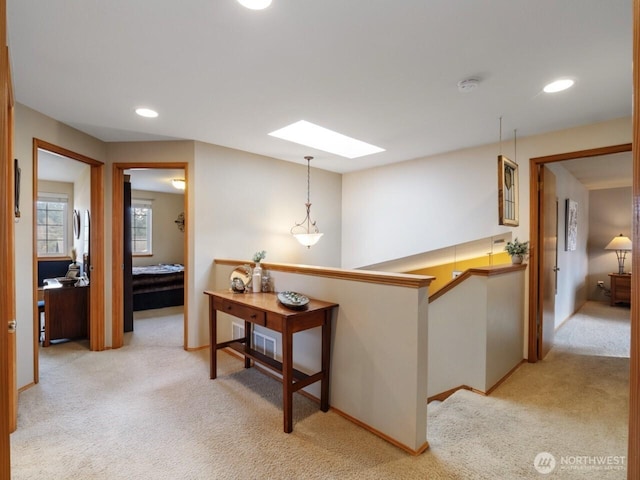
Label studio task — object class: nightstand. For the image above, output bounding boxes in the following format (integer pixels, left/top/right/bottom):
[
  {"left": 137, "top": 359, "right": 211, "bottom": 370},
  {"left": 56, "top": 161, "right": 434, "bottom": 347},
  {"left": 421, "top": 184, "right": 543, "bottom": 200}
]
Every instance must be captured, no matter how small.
[{"left": 609, "top": 273, "right": 631, "bottom": 306}]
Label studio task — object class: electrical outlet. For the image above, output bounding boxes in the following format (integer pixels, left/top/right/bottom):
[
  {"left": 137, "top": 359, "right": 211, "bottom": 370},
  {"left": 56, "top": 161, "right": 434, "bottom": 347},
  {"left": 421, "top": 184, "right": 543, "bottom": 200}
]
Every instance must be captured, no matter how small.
[{"left": 597, "top": 280, "right": 604, "bottom": 287}]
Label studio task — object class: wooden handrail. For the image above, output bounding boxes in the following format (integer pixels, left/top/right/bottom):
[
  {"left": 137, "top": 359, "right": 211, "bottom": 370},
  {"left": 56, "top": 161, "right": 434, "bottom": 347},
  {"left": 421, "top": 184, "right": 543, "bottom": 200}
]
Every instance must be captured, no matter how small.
[
  {"left": 429, "top": 264, "right": 527, "bottom": 303},
  {"left": 214, "top": 259, "right": 434, "bottom": 289}
]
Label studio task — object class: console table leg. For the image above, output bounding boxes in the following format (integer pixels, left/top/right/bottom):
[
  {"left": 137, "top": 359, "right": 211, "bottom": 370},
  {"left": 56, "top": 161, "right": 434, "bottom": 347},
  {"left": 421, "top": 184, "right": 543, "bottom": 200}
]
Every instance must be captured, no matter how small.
[
  {"left": 282, "top": 324, "right": 293, "bottom": 433},
  {"left": 244, "top": 320, "right": 252, "bottom": 369},
  {"left": 320, "top": 310, "right": 331, "bottom": 412},
  {"left": 209, "top": 297, "right": 217, "bottom": 380}
]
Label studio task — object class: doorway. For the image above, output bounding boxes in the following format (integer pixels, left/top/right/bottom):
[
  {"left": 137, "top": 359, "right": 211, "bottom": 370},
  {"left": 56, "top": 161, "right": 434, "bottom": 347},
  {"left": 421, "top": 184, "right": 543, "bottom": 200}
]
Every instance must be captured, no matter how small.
[
  {"left": 528, "top": 143, "right": 632, "bottom": 362},
  {"left": 32, "top": 139, "right": 105, "bottom": 383},
  {"left": 111, "top": 162, "right": 189, "bottom": 350}
]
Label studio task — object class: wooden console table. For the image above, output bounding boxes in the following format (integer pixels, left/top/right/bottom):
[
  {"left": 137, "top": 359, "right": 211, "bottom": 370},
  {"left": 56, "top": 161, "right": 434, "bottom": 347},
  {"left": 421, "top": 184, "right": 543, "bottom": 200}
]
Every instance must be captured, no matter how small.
[
  {"left": 609, "top": 273, "right": 631, "bottom": 306},
  {"left": 204, "top": 290, "right": 338, "bottom": 433}
]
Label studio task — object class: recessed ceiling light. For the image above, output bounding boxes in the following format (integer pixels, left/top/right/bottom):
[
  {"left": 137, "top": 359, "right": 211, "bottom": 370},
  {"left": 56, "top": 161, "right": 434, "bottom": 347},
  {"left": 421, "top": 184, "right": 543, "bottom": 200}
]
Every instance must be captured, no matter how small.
[
  {"left": 237, "top": 0, "right": 272, "bottom": 10},
  {"left": 268, "top": 120, "right": 385, "bottom": 159},
  {"left": 135, "top": 108, "right": 158, "bottom": 118},
  {"left": 543, "top": 79, "right": 574, "bottom": 93}
]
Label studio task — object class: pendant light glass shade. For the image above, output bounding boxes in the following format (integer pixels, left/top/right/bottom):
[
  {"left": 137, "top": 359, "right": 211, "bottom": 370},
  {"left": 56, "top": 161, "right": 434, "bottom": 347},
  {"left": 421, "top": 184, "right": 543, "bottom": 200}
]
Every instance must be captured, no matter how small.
[{"left": 291, "top": 156, "right": 323, "bottom": 248}]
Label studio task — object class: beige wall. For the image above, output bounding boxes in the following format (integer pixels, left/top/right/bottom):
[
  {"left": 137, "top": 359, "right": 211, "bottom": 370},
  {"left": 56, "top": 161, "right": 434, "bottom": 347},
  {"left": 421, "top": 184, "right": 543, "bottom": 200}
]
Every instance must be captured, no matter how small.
[
  {"left": 131, "top": 189, "right": 184, "bottom": 267},
  {"left": 588, "top": 187, "right": 633, "bottom": 301},
  {"left": 14, "top": 103, "right": 106, "bottom": 388}
]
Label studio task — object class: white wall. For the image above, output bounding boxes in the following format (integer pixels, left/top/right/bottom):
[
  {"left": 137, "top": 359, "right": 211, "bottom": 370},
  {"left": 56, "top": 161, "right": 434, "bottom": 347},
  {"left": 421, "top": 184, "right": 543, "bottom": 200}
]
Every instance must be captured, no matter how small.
[
  {"left": 341, "top": 117, "right": 632, "bottom": 270},
  {"left": 131, "top": 189, "right": 184, "bottom": 267},
  {"left": 545, "top": 163, "right": 590, "bottom": 327},
  {"left": 428, "top": 268, "right": 525, "bottom": 396},
  {"left": 191, "top": 142, "right": 342, "bottom": 348},
  {"left": 588, "top": 187, "right": 633, "bottom": 301},
  {"left": 13, "top": 103, "right": 107, "bottom": 389}
]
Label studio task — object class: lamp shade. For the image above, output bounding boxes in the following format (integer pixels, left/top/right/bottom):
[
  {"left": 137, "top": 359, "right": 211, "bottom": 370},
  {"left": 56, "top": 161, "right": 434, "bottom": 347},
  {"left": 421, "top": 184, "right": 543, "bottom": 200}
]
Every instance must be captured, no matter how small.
[{"left": 604, "top": 234, "right": 632, "bottom": 251}]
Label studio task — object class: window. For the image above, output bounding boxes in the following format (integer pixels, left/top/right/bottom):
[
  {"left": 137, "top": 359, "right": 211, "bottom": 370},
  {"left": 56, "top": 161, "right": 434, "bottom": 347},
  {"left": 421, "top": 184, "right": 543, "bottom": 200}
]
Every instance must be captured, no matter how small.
[
  {"left": 37, "top": 194, "right": 68, "bottom": 256},
  {"left": 131, "top": 200, "right": 153, "bottom": 255}
]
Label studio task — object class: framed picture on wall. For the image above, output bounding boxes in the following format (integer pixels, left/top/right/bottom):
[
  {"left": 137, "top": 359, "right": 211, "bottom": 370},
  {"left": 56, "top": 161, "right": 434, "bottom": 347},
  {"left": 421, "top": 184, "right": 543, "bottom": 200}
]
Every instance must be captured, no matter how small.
[
  {"left": 498, "top": 155, "right": 519, "bottom": 226},
  {"left": 565, "top": 199, "right": 578, "bottom": 251}
]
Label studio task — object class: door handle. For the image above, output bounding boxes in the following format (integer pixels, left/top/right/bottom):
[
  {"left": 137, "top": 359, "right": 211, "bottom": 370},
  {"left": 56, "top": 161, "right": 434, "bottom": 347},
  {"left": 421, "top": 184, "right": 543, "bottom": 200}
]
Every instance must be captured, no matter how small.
[{"left": 8, "top": 320, "right": 16, "bottom": 333}]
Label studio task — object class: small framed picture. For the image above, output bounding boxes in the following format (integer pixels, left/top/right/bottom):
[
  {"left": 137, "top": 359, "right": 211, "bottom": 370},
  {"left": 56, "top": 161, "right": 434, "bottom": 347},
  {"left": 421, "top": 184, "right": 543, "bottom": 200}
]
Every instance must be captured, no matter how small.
[
  {"left": 498, "top": 155, "right": 519, "bottom": 226},
  {"left": 565, "top": 199, "right": 578, "bottom": 251}
]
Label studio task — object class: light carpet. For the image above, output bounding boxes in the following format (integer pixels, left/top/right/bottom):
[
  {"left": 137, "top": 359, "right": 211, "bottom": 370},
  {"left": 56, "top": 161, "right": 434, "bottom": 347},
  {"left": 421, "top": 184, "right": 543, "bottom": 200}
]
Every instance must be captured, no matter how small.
[{"left": 10, "top": 302, "right": 630, "bottom": 479}]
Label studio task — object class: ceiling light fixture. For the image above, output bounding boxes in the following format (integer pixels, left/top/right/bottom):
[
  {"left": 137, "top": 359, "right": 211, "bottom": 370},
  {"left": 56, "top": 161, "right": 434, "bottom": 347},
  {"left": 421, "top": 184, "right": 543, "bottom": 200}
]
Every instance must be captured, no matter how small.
[
  {"left": 269, "top": 120, "right": 385, "bottom": 159},
  {"left": 291, "top": 156, "right": 323, "bottom": 248},
  {"left": 457, "top": 78, "right": 480, "bottom": 93},
  {"left": 543, "top": 79, "right": 574, "bottom": 93},
  {"left": 135, "top": 108, "right": 159, "bottom": 118},
  {"left": 237, "top": 0, "right": 272, "bottom": 10},
  {"left": 171, "top": 178, "right": 186, "bottom": 190}
]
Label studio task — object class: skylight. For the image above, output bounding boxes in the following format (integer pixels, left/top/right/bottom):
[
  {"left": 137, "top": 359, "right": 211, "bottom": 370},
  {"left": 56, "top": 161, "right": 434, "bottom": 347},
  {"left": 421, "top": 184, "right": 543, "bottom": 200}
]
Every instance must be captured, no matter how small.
[{"left": 268, "top": 120, "right": 385, "bottom": 159}]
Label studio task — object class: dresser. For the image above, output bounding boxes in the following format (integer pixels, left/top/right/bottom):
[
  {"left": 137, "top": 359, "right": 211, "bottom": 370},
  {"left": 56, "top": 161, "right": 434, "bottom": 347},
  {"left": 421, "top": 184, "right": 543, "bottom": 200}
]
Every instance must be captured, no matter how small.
[{"left": 609, "top": 273, "right": 631, "bottom": 306}]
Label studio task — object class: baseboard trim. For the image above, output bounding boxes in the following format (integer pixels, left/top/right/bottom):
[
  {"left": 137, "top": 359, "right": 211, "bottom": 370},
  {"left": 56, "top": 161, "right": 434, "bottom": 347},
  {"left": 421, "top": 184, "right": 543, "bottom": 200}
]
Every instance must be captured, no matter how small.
[
  {"left": 330, "top": 406, "right": 429, "bottom": 456},
  {"left": 428, "top": 385, "right": 473, "bottom": 403},
  {"left": 220, "top": 348, "right": 428, "bottom": 455},
  {"left": 428, "top": 359, "right": 527, "bottom": 401}
]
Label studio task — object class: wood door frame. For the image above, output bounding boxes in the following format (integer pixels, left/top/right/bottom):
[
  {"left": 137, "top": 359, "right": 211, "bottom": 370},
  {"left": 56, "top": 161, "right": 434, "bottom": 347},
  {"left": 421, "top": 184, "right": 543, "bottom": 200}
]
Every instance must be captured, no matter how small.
[
  {"left": 528, "top": 143, "right": 632, "bottom": 362},
  {"left": 32, "top": 139, "right": 105, "bottom": 383},
  {"left": 111, "top": 162, "right": 189, "bottom": 350},
  {"left": 1, "top": 2, "right": 14, "bottom": 469}
]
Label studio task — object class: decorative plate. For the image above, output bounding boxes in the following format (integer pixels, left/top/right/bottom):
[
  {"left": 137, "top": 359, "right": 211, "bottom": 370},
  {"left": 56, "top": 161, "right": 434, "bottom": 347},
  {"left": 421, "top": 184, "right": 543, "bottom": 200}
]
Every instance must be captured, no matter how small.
[{"left": 277, "top": 291, "right": 310, "bottom": 310}]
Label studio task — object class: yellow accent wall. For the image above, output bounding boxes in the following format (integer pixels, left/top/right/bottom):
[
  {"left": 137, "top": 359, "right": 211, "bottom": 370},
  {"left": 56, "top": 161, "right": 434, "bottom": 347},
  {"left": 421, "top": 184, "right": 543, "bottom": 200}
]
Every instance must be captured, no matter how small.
[{"left": 408, "top": 252, "right": 512, "bottom": 294}]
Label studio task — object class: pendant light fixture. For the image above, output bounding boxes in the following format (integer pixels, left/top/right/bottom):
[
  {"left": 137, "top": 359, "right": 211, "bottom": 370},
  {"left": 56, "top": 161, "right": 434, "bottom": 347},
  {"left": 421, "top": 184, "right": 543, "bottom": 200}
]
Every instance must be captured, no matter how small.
[{"left": 291, "top": 156, "right": 323, "bottom": 248}]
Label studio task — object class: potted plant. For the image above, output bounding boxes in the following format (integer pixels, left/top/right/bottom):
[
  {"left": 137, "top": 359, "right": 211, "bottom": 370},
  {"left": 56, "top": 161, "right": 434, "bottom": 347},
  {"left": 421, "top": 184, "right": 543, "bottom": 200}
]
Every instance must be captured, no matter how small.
[{"left": 504, "top": 238, "right": 529, "bottom": 264}]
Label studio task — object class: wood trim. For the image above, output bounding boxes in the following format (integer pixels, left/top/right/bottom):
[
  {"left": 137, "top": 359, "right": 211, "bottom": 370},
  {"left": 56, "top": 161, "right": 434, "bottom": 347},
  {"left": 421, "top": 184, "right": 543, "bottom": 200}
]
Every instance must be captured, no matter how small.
[
  {"left": 628, "top": 1, "right": 640, "bottom": 477},
  {"left": 530, "top": 143, "right": 631, "bottom": 164},
  {"left": 330, "top": 405, "right": 430, "bottom": 456},
  {"left": 0, "top": 0, "right": 11, "bottom": 471},
  {"left": 111, "top": 164, "right": 124, "bottom": 348},
  {"left": 428, "top": 263, "right": 527, "bottom": 303},
  {"left": 528, "top": 143, "right": 633, "bottom": 364},
  {"left": 112, "top": 162, "right": 189, "bottom": 350},
  {"left": 428, "top": 385, "right": 473, "bottom": 403},
  {"left": 214, "top": 259, "right": 434, "bottom": 289},
  {"left": 427, "top": 360, "right": 525, "bottom": 402}
]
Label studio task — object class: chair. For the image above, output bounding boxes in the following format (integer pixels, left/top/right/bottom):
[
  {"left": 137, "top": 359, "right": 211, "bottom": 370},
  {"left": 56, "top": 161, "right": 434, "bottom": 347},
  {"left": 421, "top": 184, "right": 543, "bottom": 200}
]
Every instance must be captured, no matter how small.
[{"left": 37, "top": 300, "right": 45, "bottom": 343}]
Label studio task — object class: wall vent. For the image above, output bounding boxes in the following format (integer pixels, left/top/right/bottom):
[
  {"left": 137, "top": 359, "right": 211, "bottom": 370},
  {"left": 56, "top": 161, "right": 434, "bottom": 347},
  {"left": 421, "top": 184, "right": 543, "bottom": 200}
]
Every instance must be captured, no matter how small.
[{"left": 231, "top": 322, "right": 276, "bottom": 359}]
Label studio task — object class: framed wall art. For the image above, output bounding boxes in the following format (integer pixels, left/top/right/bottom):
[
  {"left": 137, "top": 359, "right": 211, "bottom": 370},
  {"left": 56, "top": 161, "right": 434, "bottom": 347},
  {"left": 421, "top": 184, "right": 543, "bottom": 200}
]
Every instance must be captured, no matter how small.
[
  {"left": 498, "top": 155, "right": 519, "bottom": 226},
  {"left": 565, "top": 199, "right": 578, "bottom": 251}
]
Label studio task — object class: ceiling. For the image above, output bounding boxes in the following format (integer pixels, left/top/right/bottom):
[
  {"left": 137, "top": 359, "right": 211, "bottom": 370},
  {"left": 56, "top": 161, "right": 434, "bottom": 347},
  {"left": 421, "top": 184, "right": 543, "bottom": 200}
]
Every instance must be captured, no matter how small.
[
  {"left": 7, "top": 0, "right": 632, "bottom": 177},
  {"left": 38, "top": 149, "right": 185, "bottom": 194}
]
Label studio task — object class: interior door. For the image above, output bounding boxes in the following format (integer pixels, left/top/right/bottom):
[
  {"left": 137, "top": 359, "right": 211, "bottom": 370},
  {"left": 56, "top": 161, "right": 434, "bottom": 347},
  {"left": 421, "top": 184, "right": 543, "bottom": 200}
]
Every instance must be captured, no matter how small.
[
  {"left": 123, "top": 177, "right": 133, "bottom": 332},
  {"left": 539, "top": 166, "right": 558, "bottom": 359}
]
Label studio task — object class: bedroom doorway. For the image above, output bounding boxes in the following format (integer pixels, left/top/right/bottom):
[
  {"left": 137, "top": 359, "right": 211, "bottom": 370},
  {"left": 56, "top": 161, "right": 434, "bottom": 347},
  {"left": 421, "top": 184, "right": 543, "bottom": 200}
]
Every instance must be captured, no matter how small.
[
  {"left": 112, "top": 162, "right": 189, "bottom": 350},
  {"left": 32, "top": 139, "right": 106, "bottom": 381}
]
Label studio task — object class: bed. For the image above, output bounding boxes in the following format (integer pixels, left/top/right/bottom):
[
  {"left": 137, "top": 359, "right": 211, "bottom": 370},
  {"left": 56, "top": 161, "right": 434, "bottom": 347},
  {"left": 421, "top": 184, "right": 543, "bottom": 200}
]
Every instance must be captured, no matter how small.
[{"left": 132, "top": 263, "right": 184, "bottom": 311}]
